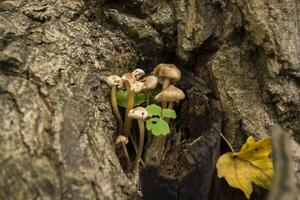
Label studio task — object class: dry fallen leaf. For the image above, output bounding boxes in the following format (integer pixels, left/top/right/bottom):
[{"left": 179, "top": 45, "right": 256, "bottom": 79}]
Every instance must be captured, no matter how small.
[{"left": 216, "top": 136, "right": 273, "bottom": 199}]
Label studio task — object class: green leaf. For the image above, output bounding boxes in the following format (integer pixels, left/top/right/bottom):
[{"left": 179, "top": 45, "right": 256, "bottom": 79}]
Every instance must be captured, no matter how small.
[
  {"left": 146, "top": 104, "right": 162, "bottom": 117},
  {"left": 146, "top": 118, "right": 170, "bottom": 136},
  {"left": 162, "top": 109, "right": 177, "bottom": 119},
  {"left": 116, "top": 90, "right": 145, "bottom": 107},
  {"left": 134, "top": 92, "right": 146, "bottom": 106},
  {"left": 116, "top": 90, "right": 127, "bottom": 107}
]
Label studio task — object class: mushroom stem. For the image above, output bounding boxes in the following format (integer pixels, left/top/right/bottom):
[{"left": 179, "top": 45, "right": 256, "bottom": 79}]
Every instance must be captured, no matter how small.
[
  {"left": 146, "top": 92, "right": 150, "bottom": 105},
  {"left": 162, "top": 78, "right": 170, "bottom": 90},
  {"left": 168, "top": 102, "right": 174, "bottom": 109},
  {"left": 145, "top": 91, "right": 153, "bottom": 105},
  {"left": 116, "top": 135, "right": 131, "bottom": 167},
  {"left": 165, "top": 102, "right": 174, "bottom": 123},
  {"left": 124, "top": 85, "right": 134, "bottom": 137},
  {"left": 111, "top": 86, "right": 123, "bottom": 130},
  {"left": 162, "top": 78, "right": 170, "bottom": 108},
  {"left": 135, "top": 120, "right": 145, "bottom": 170},
  {"left": 122, "top": 143, "right": 131, "bottom": 166},
  {"left": 130, "top": 132, "right": 138, "bottom": 153}
]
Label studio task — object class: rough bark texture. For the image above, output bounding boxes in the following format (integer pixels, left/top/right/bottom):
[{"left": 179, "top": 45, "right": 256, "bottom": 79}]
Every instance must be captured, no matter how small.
[{"left": 0, "top": 0, "right": 299, "bottom": 199}]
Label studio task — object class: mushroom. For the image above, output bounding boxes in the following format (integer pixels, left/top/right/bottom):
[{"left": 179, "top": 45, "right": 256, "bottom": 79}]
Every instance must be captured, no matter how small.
[
  {"left": 155, "top": 85, "right": 185, "bottom": 110},
  {"left": 153, "top": 63, "right": 181, "bottom": 89},
  {"left": 115, "top": 135, "right": 130, "bottom": 166},
  {"left": 115, "top": 135, "right": 129, "bottom": 144},
  {"left": 122, "top": 73, "right": 145, "bottom": 137},
  {"left": 153, "top": 64, "right": 181, "bottom": 108},
  {"left": 141, "top": 75, "right": 158, "bottom": 105},
  {"left": 131, "top": 80, "right": 145, "bottom": 93},
  {"left": 128, "top": 107, "right": 149, "bottom": 169},
  {"left": 106, "top": 75, "right": 123, "bottom": 130},
  {"left": 122, "top": 72, "right": 136, "bottom": 85},
  {"left": 132, "top": 68, "right": 145, "bottom": 79},
  {"left": 107, "top": 75, "right": 131, "bottom": 166},
  {"left": 142, "top": 75, "right": 158, "bottom": 91}
]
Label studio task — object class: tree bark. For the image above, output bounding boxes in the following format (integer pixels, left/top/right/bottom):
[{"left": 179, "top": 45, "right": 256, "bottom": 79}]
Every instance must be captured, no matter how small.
[{"left": 0, "top": 0, "right": 299, "bottom": 199}]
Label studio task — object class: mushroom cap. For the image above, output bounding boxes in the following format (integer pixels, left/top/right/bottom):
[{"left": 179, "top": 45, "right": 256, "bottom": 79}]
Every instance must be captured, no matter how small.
[
  {"left": 155, "top": 85, "right": 185, "bottom": 102},
  {"left": 106, "top": 75, "right": 123, "bottom": 88},
  {"left": 120, "top": 72, "right": 135, "bottom": 90},
  {"left": 142, "top": 75, "right": 158, "bottom": 91},
  {"left": 115, "top": 135, "right": 128, "bottom": 144},
  {"left": 130, "top": 81, "right": 145, "bottom": 93},
  {"left": 132, "top": 68, "right": 145, "bottom": 79},
  {"left": 128, "top": 107, "right": 149, "bottom": 120},
  {"left": 122, "top": 73, "right": 136, "bottom": 84},
  {"left": 153, "top": 63, "right": 181, "bottom": 81}
]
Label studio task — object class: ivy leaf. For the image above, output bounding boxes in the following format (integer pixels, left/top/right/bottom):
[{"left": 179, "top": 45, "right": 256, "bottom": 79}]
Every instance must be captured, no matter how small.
[
  {"left": 216, "top": 136, "right": 273, "bottom": 199},
  {"left": 146, "top": 118, "right": 170, "bottom": 136},
  {"left": 162, "top": 109, "right": 177, "bottom": 119},
  {"left": 116, "top": 90, "right": 145, "bottom": 107},
  {"left": 145, "top": 104, "right": 162, "bottom": 117}
]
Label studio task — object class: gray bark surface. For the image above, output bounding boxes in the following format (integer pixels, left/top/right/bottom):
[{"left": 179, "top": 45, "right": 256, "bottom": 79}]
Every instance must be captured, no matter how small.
[{"left": 0, "top": 0, "right": 299, "bottom": 199}]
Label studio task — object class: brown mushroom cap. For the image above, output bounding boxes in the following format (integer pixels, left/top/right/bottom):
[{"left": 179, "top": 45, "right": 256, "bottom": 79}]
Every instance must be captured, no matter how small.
[
  {"left": 153, "top": 63, "right": 181, "bottom": 82},
  {"left": 132, "top": 68, "right": 145, "bottom": 79},
  {"left": 120, "top": 72, "right": 136, "bottom": 90},
  {"left": 130, "top": 81, "right": 145, "bottom": 93},
  {"left": 107, "top": 75, "right": 123, "bottom": 88},
  {"left": 155, "top": 85, "right": 185, "bottom": 102},
  {"left": 122, "top": 73, "right": 136, "bottom": 84},
  {"left": 142, "top": 75, "right": 158, "bottom": 91},
  {"left": 128, "top": 107, "right": 149, "bottom": 120},
  {"left": 121, "top": 71, "right": 146, "bottom": 92},
  {"left": 115, "top": 135, "right": 128, "bottom": 144}
]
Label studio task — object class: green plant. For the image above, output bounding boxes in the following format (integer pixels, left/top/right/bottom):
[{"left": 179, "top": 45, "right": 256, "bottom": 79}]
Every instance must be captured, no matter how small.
[
  {"left": 145, "top": 104, "right": 176, "bottom": 136},
  {"left": 116, "top": 90, "right": 145, "bottom": 107}
]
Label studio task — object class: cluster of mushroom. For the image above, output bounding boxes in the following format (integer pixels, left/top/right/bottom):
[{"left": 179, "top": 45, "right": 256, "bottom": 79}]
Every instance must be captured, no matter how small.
[{"left": 106, "top": 64, "right": 185, "bottom": 169}]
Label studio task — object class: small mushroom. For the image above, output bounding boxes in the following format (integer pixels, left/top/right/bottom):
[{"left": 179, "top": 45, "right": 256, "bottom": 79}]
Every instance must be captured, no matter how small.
[
  {"left": 106, "top": 75, "right": 123, "bottom": 129},
  {"left": 115, "top": 135, "right": 129, "bottom": 144},
  {"left": 142, "top": 75, "right": 158, "bottom": 91},
  {"left": 141, "top": 75, "right": 158, "bottom": 105},
  {"left": 155, "top": 85, "right": 185, "bottom": 110},
  {"left": 153, "top": 64, "right": 181, "bottom": 108},
  {"left": 122, "top": 72, "right": 136, "bottom": 85},
  {"left": 132, "top": 68, "right": 145, "bottom": 79},
  {"left": 107, "top": 75, "right": 130, "bottom": 166},
  {"left": 131, "top": 80, "right": 145, "bottom": 93},
  {"left": 128, "top": 107, "right": 149, "bottom": 169},
  {"left": 115, "top": 135, "right": 130, "bottom": 166},
  {"left": 153, "top": 63, "right": 181, "bottom": 90},
  {"left": 122, "top": 74, "right": 145, "bottom": 137}
]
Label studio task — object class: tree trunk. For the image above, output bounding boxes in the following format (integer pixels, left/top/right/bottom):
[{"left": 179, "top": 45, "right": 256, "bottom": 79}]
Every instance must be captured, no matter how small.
[{"left": 0, "top": 0, "right": 299, "bottom": 199}]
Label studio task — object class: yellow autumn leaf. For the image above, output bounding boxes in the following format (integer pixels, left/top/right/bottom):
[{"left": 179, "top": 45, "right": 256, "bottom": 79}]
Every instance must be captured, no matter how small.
[{"left": 216, "top": 136, "right": 273, "bottom": 199}]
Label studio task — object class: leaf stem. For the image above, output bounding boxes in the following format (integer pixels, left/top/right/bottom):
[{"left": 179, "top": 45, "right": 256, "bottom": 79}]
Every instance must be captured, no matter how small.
[{"left": 220, "top": 133, "right": 236, "bottom": 153}]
